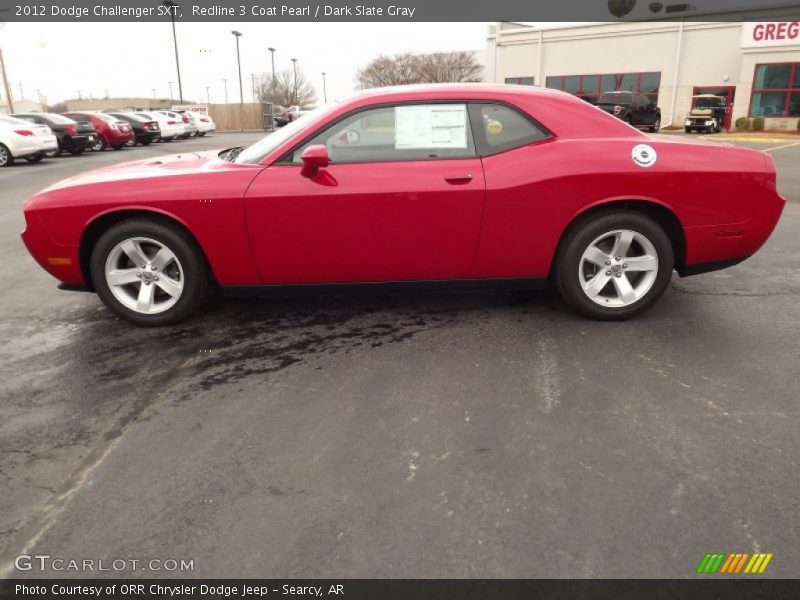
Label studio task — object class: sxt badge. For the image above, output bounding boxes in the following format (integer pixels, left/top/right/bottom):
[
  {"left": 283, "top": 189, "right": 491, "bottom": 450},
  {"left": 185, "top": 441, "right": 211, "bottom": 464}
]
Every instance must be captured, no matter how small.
[{"left": 632, "top": 144, "right": 657, "bottom": 168}]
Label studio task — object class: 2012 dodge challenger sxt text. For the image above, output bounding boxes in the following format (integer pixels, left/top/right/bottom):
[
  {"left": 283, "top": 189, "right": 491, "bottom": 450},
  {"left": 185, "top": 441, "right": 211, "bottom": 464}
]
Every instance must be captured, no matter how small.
[{"left": 22, "top": 84, "right": 785, "bottom": 326}]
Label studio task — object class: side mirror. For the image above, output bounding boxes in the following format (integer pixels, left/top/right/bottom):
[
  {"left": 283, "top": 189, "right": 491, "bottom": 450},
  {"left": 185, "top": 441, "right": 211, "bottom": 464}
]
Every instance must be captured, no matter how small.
[{"left": 300, "top": 144, "right": 329, "bottom": 178}]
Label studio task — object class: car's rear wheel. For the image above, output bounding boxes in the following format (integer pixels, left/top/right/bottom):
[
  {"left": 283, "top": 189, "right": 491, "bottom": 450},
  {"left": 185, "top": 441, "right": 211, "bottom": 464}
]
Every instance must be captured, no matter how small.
[
  {"left": 44, "top": 148, "right": 60, "bottom": 157},
  {"left": 198, "top": 132, "right": 206, "bottom": 137},
  {"left": 25, "top": 154, "right": 43, "bottom": 163},
  {"left": 69, "top": 149, "right": 84, "bottom": 156},
  {"left": 649, "top": 116, "right": 661, "bottom": 133},
  {"left": 91, "top": 220, "right": 210, "bottom": 326},
  {"left": 0, "top": 144, "right": 12, "bottom": 167},
  {"left": 555, "top": 211, "right": 674, "bottom": 320},
  {"left": 112, "top": 144, "right": 124, "bottom": 150}
]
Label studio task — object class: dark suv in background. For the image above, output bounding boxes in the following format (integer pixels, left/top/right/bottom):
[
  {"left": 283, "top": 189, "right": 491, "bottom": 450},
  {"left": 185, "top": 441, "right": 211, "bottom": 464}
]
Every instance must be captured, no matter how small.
[
  {"left": 11, "top": 113, "right": 97, "bottom": 156},
  {"left": 596, "top": 91, "right": 661, "bottom": 132}
]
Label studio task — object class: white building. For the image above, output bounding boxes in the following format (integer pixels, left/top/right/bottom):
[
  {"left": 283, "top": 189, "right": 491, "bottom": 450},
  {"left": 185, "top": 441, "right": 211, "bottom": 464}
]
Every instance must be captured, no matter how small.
[{"left": 487, "top": 19, "right": 800, "bottom": 130}]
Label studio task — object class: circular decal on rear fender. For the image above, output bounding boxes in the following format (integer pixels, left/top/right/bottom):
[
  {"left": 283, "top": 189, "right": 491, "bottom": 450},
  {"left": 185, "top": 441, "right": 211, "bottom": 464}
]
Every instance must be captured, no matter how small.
[
  {"left": 487, "top": 120, "right": 503, "bottom": 135},
  {"left": 632, "top": 144, "right": 657, "bottom": 168}
]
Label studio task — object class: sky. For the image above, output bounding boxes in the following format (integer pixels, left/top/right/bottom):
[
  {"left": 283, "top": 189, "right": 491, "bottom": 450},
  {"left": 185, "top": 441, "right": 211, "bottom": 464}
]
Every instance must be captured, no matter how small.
[{"left": 0, "top": 22, "right": 492, "bottom": 106}]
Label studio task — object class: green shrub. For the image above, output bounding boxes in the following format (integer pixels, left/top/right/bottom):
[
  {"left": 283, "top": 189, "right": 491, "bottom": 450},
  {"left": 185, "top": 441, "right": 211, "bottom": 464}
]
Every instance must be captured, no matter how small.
[
  {"left": 752, "top": 117, "right": 765, "bottom": 131},
  {"left": 735, "top": 117, "right": 751, "bottom": 131}
]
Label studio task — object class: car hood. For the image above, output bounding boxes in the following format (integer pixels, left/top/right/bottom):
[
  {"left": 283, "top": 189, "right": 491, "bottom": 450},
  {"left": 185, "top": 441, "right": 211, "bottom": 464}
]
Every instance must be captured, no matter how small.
[{"left": 41, "top": 150, "right": 229, "bottom": 192}]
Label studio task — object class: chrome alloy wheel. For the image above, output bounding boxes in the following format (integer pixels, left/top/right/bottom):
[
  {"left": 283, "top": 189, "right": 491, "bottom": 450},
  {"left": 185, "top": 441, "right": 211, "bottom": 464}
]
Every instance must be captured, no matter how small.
[
  {"left": 578, "top": 229, "right": 659, "bottom": 307},
  {"left": 104, "top": 237, "right": 184, "bottom": 314},
  {"left": 0, "top": 145, "right": 9, "bottom": 166}
]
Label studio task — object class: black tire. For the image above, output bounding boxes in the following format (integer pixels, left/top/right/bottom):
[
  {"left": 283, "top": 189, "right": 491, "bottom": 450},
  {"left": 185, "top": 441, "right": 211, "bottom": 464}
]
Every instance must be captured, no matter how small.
[
  {"left": 112, "top": 144, "right": 124, "bottom": 150},
  {"left": 90, "top": 219, "right": 210, "bottom": 326},
  {"left": 649, "top": 116, "right": 661, "bottom": 133},
  {"left": 91, "top": 137, "right": 106, "bottom": 152},
  {"left": 684, "top": 127, "right": 691, "bottom": 134},
  {"left": 554, "top": 211, "right": 674, "bottom": 321},
  {"left": 44, "top": 148, "right": 60, "bottom": 157},
  {"left": 69, "top": 149, "right": 84, "bottom": 156},
  {"left": 25, "top": 154, "right": 43, "bottom": 163},
  {"left": 0, "top": 143, "right": 13, "bottom": 167},
  {"left": 141, "top": 140, "right": 152, "bottom": 146},
  {"left": 198, "top": 132, "right": 206, "bottom": 137}
]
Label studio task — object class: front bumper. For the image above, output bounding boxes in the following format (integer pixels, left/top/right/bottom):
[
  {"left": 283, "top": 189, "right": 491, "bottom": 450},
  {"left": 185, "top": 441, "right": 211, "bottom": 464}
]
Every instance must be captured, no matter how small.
[{"left": 21, "top": 209, "right": 83, "bottom": 286}]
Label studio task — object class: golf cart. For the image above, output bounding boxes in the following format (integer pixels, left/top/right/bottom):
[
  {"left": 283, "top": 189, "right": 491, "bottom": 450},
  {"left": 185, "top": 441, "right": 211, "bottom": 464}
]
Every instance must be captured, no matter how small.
[{"left": 684, "top": 94, "right": 727, "bottom": 133}]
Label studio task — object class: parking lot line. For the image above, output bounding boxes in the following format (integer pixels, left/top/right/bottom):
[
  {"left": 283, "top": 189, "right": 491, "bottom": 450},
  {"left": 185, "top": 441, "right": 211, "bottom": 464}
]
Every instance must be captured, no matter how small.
[{"left": 762, "top": 141, "right": 800, "bottom": 153}]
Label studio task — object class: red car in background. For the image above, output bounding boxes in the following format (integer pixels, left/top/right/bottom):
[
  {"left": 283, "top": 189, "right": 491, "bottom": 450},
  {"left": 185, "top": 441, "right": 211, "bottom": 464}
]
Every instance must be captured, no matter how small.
[
  {"left": 63, "top": 112, "right": 134, "bottom": 151},
  {"left": 22, "top": 84, "right": 784, "bottom": 326}
]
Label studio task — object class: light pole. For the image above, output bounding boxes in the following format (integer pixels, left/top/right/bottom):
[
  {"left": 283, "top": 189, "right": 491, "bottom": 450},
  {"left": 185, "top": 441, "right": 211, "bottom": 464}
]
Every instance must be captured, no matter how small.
[
  {"left": 232, "top": 31, "right": 244, "bottom": 131},
  {"left": 291, "top": 58, "right": 297, "bottom": 106},
  {"left": 163, "top": 0, "right": 184, "bottom": 103},
  {"left": 322, "top": 72, "right": 327, "bottom": 103},
  {"left": 152, "top": 88, "right": 157, "bottom": 106},
  {"left": 0, "top": 48, "right": 13, "bottom": 113},
  {"left": 268, "top": 47, "right": 276, "bottom": 88},
  {"left": 168, "top": 81, "right": 174, "bottom": 105},
  {"left": 223, "top": 78, "right": 228, "bottom": 104},
  {"left": 205, "top": 86, "right": 210, "bottom": 104}
]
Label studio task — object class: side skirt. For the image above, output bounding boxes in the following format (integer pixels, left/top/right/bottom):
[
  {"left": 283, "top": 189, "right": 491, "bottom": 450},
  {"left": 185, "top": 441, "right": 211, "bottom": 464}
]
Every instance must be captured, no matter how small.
[{"left": 222, "top": 277, "right": 548, "bottom": 298}]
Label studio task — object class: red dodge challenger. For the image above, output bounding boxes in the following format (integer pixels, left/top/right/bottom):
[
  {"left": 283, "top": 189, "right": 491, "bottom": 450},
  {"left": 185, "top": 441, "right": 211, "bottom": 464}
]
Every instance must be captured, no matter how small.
[{"left": 22, "top": 84, "right": 785, "bottom": 326}]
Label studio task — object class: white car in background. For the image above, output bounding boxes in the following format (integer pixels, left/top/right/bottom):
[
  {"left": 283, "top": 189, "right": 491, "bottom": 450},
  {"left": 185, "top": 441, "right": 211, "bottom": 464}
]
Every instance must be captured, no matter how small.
[
  {"left": 0, "top": 115, "right": 58, "bottom": 166},
  {"left": 134, "top": 111, "right": 182, "bottom": 142},
  {"left": 156, "top": 110, "right": 196, "bottom": 139},
  {"left": 180, "top": 110, "right": 215, "bottom": 136}
]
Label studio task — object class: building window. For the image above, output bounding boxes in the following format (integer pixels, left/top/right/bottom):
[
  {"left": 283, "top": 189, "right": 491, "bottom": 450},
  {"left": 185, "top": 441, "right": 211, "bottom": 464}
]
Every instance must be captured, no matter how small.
[
  {"left": 750, "top": 63, "right": 800, "bottom": 117},
  {"left": 546, "top": 72, "right": 660, "bottom": 105},
  {"left": 505, "top": 77, "right": 535, "bottom": 86}
]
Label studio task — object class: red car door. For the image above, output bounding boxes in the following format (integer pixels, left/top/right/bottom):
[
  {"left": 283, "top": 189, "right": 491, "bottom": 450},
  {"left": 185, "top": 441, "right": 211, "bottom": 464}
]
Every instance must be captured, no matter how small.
[{"left": 244, "top": 103, "right": 486, "bottom": 284}]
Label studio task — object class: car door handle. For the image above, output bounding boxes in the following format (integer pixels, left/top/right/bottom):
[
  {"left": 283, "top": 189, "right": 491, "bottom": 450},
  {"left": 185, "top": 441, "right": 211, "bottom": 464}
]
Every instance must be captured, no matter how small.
[{"left": 444, "top": 173, "right": 473, "bottom": 183}]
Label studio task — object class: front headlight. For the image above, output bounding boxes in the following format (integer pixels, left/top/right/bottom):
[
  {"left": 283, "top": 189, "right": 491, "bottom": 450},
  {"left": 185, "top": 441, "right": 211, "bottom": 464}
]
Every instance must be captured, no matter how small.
[{"left": 685, "top": 120, "right": 691, "bottom": 126}]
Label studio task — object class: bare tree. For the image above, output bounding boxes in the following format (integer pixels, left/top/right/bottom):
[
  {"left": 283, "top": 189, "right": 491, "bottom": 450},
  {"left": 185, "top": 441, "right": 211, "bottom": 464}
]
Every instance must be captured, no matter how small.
[
  {"left": 356, "top": 51, "right": 483, "bottom": 89},
  {"left": 258, "top": 68, "right": 316, "bottom": 108}
]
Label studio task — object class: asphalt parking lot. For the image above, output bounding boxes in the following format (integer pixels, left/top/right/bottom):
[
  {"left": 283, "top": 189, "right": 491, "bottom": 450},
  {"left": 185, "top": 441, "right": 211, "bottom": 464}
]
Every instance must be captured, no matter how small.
[{"left": 0, "top": 131, "right": 798, "bottom": 579}]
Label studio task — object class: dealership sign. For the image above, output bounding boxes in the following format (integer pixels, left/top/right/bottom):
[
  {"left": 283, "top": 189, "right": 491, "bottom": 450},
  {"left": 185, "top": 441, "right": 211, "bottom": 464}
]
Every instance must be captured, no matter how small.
[
  {"left": 172, "top": 104, "right": 209, "bottom": 114},
  {"left": 742, "top": 22, "right": 800, "bottom": 48}
]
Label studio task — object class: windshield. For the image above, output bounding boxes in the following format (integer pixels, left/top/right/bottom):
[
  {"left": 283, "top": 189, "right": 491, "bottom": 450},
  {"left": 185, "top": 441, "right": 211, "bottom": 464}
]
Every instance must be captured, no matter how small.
[
  {"left": 694, "top": 98, "right": 724, "bottom": 108},
  {"left": 234, "top": 104, "right": 337, "bottom": 164},
  {"left": 0, "top": 115, "right": 33, "bottom": 127}
]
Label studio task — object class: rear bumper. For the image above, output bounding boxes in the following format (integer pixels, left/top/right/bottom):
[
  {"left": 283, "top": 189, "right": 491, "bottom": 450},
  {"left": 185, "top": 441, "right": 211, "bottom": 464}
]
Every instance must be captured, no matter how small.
[
  {"left": 7, "top": 135, "right": 58, "bottom": 158},
  {"left": 105, "top": 130, "right": 134, "bottom": 145},
  {"left": 682, "top": 191, "right": 785, "bottom": 273},
  {"left": 62, "top": 134, "right": 94, "bottom": 151},
  {"left": 135, "top": 131, "right": 161, "bottom": 143}
]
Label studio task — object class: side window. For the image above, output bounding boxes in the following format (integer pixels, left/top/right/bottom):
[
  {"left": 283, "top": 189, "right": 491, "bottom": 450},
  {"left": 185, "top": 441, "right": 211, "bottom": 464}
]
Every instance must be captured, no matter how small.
[
  {"left": 471, "top": 103, "right": 550, "bottom": 155},
  {"left": 291, "top": 103, "right": 475, "bottom": 164}
]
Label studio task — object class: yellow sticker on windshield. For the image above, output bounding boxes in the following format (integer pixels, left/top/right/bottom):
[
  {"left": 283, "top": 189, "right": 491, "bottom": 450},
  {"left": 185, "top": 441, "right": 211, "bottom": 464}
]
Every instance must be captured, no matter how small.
[{"left": 487, "top": 120, "right": 503, "bottom": 135}]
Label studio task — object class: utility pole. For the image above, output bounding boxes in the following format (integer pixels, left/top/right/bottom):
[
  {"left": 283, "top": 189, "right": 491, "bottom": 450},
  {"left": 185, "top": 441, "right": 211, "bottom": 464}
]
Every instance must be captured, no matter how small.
[
  {"left": 322, "top": 72, "right": 327, "bottom": 103},
  {"left": 223, "top": 78, "right": 228, "bottom": 104},
  {"left": 291, "top": 58, "right": 297, "bottom": 106},
  {"left": 0, "top": 48, "right": 14, "bottom": 113},
  {"left": 268, "top": 47, "right": 276, "bottom": 89},
  {"left": 17, "top": 81, "right": 23, "bottom": 100},
  {"left": 205, "top": 86, "right": 210, "bottom": 105},
  {"left": 163, "top": 0, "right": 184, "bottom": 103},
  {"left": 152, "top": 88, "right": 157, "bottom": 106},
  {"left": 232, "top": 31, "right": 244, "bottom": 131},
  {"left": 251, "top": 73, "right": 257, "bottom": 104},
  {"left": 168, "top": 81, "right": 174, "bottom": 106}
]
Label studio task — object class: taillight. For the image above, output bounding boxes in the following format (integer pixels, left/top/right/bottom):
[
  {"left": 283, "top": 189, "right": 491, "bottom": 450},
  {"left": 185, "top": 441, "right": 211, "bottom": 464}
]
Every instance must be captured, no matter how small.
[
  {"left": 14, "top": 129, "right": 34, "bottom": 136},
  {"left": 66, "top": 124, "right": 77, "bottom": 134},
  {"left": 200, "top": 117, "right": 209, "bottom": 122},
  {"left": 182, "top": 115, "right": 189, "bottom": 123},
  {"left": 167, "top": 120, "right": 176, "bottom": 125},
  {"left": 613, "top": 105, "right": 622, "bottom": 115}
]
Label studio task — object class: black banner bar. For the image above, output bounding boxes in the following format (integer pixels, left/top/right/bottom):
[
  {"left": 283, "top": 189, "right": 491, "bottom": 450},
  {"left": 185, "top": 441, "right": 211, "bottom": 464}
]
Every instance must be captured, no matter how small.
[
  {"left": 0, "top": 0, "right": 799, "bottom": 22},
  {"left": 3, "top": 580, "right": 800, "bottom": 600}
]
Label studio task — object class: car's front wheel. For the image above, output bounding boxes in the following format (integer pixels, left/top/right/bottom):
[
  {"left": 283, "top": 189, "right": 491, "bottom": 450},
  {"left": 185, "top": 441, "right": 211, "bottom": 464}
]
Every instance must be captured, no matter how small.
[
  {"left": 91, "top": 137, "right": 106, "bottom": 152},
  {"left": 555, "top": 211, "right": 674, "bottom": 320},
  {"left": 91, "top": 219, "right": 210, "bottom": 326}
]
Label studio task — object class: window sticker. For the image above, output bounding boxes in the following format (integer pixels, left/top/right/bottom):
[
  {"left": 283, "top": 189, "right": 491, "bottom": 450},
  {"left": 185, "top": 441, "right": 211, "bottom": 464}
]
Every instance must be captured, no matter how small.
[
  {"left": 395, "top": 104, "right": 467, "bottom": 149},
  {"left": 486, "top": 119, "right": 503, "bottom": 135}
]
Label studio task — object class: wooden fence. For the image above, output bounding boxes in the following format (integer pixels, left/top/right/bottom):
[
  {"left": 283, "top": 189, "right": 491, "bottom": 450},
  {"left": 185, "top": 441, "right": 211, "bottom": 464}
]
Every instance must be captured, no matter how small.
[{"left": 207, "top": 102, "right": 270, "bottom": 131}]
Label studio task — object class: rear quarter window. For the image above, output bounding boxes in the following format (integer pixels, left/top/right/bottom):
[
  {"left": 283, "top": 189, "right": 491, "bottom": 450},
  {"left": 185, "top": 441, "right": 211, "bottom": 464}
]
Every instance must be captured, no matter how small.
[{"left": 471, "top": 103, "right": 550, "bottom": 155}]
